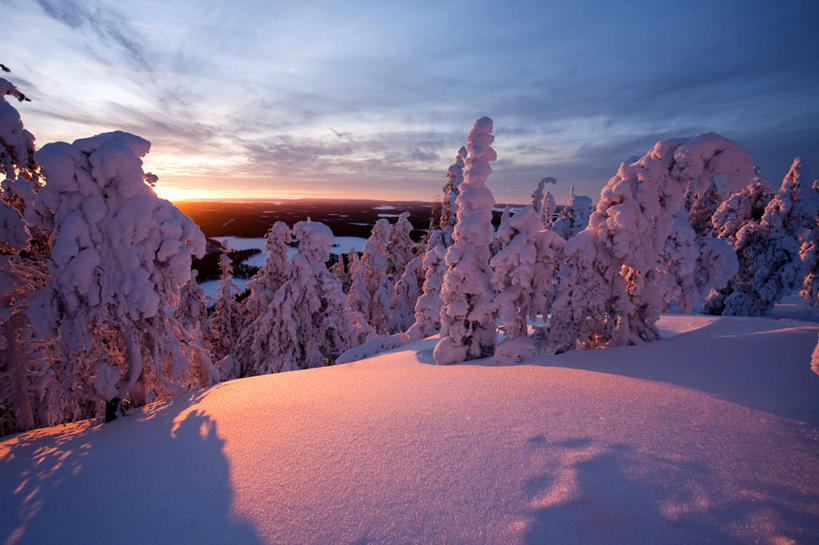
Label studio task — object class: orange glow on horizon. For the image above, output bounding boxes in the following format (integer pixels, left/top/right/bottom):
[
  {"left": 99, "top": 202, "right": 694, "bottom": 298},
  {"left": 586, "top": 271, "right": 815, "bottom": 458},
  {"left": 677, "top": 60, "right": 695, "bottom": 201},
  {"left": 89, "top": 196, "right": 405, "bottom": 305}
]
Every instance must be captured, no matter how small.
[{"left": 151, "top": 184, "right": 310, "bottom": 202}]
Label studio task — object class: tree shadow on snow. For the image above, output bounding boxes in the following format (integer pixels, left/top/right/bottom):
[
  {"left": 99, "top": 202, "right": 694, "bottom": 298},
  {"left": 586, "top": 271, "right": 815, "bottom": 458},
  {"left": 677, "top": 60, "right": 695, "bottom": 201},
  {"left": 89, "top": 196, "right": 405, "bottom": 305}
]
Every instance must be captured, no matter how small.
[
  {"left": 522, "top": 438, "right": 818, "bottom": 545},
  {"left": 0, "top": 389, "right": 262, "bottom": 545}
]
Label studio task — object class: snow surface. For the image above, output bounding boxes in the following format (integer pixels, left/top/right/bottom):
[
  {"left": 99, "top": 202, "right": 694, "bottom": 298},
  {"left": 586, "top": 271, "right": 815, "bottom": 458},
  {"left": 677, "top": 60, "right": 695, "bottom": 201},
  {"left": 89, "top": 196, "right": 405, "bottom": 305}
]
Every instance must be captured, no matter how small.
[{"left": 1, "top": 315, "right": 817, "bottom": 545}]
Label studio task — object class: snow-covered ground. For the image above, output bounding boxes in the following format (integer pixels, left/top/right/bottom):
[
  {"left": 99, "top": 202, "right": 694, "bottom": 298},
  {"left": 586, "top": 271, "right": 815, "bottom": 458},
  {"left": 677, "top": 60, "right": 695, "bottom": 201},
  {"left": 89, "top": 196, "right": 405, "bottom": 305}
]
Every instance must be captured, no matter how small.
[{"left": 1, "top": 314, "right": 817, "bottom": 545}]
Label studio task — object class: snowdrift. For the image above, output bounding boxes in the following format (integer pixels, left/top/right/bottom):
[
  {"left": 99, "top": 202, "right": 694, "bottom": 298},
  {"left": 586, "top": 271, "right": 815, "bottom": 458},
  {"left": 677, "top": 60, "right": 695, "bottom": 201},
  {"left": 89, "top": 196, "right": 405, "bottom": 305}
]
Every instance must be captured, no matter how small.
[{"left": 1, "top": 315, "right": 818, "bottom": 545}]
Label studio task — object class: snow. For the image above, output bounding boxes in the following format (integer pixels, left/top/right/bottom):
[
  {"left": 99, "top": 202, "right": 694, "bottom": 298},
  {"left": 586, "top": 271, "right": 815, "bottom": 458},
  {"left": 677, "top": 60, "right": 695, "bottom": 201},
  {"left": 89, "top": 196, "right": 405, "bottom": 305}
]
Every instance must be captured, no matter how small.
[
  {"left": 1, "top": 314, "right": 817, "bottom": 545},
  {"left": 212, "top": 236, "right": 367, "bottom": 269},
  {"left": 200, "top": 277, "right": 247, "bottom": 300}
]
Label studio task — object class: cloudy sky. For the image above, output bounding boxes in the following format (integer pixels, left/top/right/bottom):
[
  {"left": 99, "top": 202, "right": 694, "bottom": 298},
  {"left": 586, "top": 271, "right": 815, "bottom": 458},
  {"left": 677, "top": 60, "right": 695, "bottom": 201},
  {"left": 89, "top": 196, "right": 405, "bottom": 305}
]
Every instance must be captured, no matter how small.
[{"left": 3, "top": 0, "right": 818, "bottom": 203}]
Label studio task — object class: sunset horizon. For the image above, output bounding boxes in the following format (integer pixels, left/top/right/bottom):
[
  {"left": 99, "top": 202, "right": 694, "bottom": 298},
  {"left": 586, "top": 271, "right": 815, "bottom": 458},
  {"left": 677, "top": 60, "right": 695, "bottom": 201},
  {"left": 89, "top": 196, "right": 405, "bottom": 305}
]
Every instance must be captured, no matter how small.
[{"left": 2, "top": 2, "right": 818, "bottom": 544}]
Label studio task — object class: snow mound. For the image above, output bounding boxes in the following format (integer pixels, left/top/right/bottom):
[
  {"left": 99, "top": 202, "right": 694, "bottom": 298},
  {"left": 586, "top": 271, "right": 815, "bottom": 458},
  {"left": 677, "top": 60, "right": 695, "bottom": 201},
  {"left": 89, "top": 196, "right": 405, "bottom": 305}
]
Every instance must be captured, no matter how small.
[{"left": 1, "top": 315, "right": 817, "bottom": 545}]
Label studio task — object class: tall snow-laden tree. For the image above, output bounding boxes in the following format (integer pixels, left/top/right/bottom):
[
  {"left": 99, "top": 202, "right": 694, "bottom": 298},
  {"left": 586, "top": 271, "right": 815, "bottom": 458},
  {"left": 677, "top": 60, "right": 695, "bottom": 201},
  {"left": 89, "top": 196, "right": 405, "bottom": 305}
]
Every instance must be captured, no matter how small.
[
  {"left": 489, "top": 206, "right": 543, "bottom": 360},
  {"left": 548, "top": 133, "right": 754, "bottom": 352},
  {"left": 434, "top": 116, "right": 498, "bottom": 365},
  {"left": 706, "top": 158, "right": 817, "bottom": 315},
  {"left": 348, "top": 218, "right": 394, "bottom": 334},
  {"left": 244, "top": 221, "right": 291, "bottom": 318},
  {"left": 250, "top": 220, "right": 371, "bottom": 374},
  {"left": 207, "top": 250, "right": 243, "bottom": 373},
  {"left": 388, "top": 211, "right": 415, "bottom": 280},
  {"left": 31, "top": 131, "right": 214, "bottom": 420},
  {"left": 236, "top": 222, "right": 291, "bottom": 375},
  {"left": 405, "top": 229, "right": 447, "bottom": 341},
  {"left": 390, "top": 253, "right": 423, "bottom": 333},
  {"left": 0, "top": 74, "right": 48, "bottom": 434},
  {"left": 175, "top": 270, "right": 210, "bottom": 338},
  {"left": 440, "top": 146, "right": 467, "bottom": 246},
  {"left": 800, "top": 179, "right": 819, "bottom": 306}
]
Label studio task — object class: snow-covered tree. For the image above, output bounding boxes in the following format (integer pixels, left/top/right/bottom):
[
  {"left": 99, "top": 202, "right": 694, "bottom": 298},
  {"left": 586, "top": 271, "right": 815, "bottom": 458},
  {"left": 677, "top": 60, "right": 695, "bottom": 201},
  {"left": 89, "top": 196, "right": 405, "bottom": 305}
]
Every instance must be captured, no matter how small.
[
  {"left": 388, "top": 211, "right": 415, "bottom": 279},
  {"left": 440, "top": 146, "right": 467, "bottom": 246},
  {"left": 553, "top": 185, "right": 593, "bottom": 239},
  {"left": 800, "top": 178, "right": 819, "bottom": 305},
  {"left": 405, "top": 229, "right": 446, "bottom": 341},
  {"left": 434, "top": 116, "right": 498, "bottom": 365},
  {"left": 244, "top": 221, "right": 291, "bottom": 318},
  {"left": 31, "top": 131, "right": 214, "bottom": 420},
  {"left": 389, "top": 253, "right": 423, "bottom": 333},
  {"left": 659, "top": 214, "right": 738, "bottom": 313},
  {"left": 233, "top": 221, "right": 293, "bottom": 375},
  {"left": 490, "top": 206, "right": 542, "bottom": 358},
  {"left": 548, "top": 133, "right": 754, "bottom": 352},
  {"left": 706, "top": 158, "right": 817, "bottom": 315},
  {"left": 711, "top": 179, "right": 775, "bottom": 241},
  {"left": 348, "top": 218, "right": 394, "bottom": 334},
  {"left": 206, "top": 251, "right": 243, "bottom": 370},
  {"left": 0, "top": 74, "right": 50, "bottom": 434},
  {"left": 175, "top": 270, "right": 209, "bottom": 335},
  {"left": 530, "top": 228, "right": 565, "bottom": 321},
  {"left": 0, "top": 77, "right": 37, "bottom": 183},
  {"left": 249, "top": 221, "right": 371, "bottom": 374},
  {"left": 330, "top": 249, "right": 352, "bottom": 293}
]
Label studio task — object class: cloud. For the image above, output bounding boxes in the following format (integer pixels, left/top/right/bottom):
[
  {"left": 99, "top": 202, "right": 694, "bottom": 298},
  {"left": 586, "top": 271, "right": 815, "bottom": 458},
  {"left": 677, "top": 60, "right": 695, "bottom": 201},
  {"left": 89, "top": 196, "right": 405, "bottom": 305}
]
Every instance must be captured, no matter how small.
[{"left": 33, "top": 0, "right": 151, "bottom": 71}]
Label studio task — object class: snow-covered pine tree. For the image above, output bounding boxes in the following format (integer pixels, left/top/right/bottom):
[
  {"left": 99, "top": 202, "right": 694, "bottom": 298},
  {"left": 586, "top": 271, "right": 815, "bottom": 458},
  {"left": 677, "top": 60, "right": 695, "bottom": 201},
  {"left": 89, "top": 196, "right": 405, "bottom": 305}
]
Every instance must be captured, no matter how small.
[
  {"left": 31, "top": 131, "right": 215, "bottom": 420},
  {"left": 390, "top": 253, "right": 423, "bottom": 333},
  {"left": 405, "top": 229, "right": 447, "bottom": 341},
  {"left": 434, "top": 116, "right": 498, "bottom": 365},
  {"left": 348, "top": 218, "right": 394, "bottom": 334},
  {"left": 207, "top": 251, "right": 243, "bottom": 374},
  {"left": 553, "top": 184, "right": 593, "bottom": 239},
  {"left": 235, "top": 222, "right": 293, "bottom": 376},
  {"left": 706, "top": 158, "right": 818, "bottom": 315},
  {"left": 800, "top": 179, "right": 819, "bottom": 305},
  {"left": 0, "top": 74, "right": 49, "bottom": 434},
  {"left": 388, "top": 211, "right": 415, "bottom": 280},
  {"left": 490, "top": 206, "right": 543, "bottom": 361},
  {"left": 531, "top": 176, "right": 557, "bottom": 229},
  {"left": 244, "top": 221, "right": 291, "bottom": 318},
  {"left": 253, "top": 220, "right": 370, "bottom": 373},
  {"left": 174, "top": 270, "right": 210, "bottom": 338},
  {"left": 440, "top": 146, "right": 467, "bottom": 246},
  {"left": 548, "top": 133, "right": 754, "bottom": 352}
]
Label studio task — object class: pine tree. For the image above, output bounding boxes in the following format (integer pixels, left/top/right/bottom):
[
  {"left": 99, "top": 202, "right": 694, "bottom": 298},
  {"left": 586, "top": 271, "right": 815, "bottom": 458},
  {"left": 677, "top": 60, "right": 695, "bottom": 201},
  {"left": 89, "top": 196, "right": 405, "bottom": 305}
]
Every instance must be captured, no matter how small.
[
  {"left": 31, "top": 131, "right": 213, "bottom": 420},
  {"left": 348, "top": 219, "right": 394, "bottom": 334},
  {"left": 440, "top": 146, "right": 467, "bottom": 246},
  {"left": 406, "top": 230, "right": 447, "bottom": 341},
  {"left": 254, "top": 221, "right": 370, "bottom": 373},
  {"left": 548, "top": 134, "right": 755, "bottom": 352},
  {"left": 434, "top": 117, "right": 498, "bottom": 365},
  {"left": 706, "top": 158, "right": 817, "bottom": 315}
]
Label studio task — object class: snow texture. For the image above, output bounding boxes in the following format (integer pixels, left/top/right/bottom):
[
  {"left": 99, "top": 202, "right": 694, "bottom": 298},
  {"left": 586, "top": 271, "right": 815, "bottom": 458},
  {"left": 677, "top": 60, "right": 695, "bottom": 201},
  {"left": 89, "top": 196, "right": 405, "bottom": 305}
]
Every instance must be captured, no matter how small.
[{"left": 2, "top": 314, "right": 817, "bottom": 545}]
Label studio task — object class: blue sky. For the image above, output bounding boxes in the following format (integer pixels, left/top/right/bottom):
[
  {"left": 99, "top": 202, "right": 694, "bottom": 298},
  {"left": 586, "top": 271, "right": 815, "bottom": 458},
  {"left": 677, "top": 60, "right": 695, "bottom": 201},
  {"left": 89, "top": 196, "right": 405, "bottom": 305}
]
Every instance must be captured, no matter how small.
[{"left": 3, "top": 0, "right": 817, "bottom": 203}]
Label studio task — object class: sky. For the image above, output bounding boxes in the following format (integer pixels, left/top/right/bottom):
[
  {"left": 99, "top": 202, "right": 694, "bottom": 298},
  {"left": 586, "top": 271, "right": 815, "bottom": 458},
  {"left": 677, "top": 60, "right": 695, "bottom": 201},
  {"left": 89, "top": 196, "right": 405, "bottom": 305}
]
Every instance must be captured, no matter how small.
[{"left": 2, "top": 0, "right": 818, "bottom": 204}]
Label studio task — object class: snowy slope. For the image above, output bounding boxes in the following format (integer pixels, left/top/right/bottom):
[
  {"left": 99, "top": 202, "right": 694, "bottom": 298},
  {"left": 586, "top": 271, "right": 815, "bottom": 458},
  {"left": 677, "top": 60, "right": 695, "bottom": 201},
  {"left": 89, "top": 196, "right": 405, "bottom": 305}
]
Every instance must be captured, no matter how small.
[{"left": 1, "top": 316, "right": 818, "bottom": 545}]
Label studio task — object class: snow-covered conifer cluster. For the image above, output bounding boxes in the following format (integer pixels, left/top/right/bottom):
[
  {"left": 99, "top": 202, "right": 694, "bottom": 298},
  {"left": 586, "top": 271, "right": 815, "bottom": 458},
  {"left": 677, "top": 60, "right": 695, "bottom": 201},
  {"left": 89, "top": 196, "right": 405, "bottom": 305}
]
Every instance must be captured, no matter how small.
[{"left": 3, "top": 66, "right": 817, "bottom": 437}]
